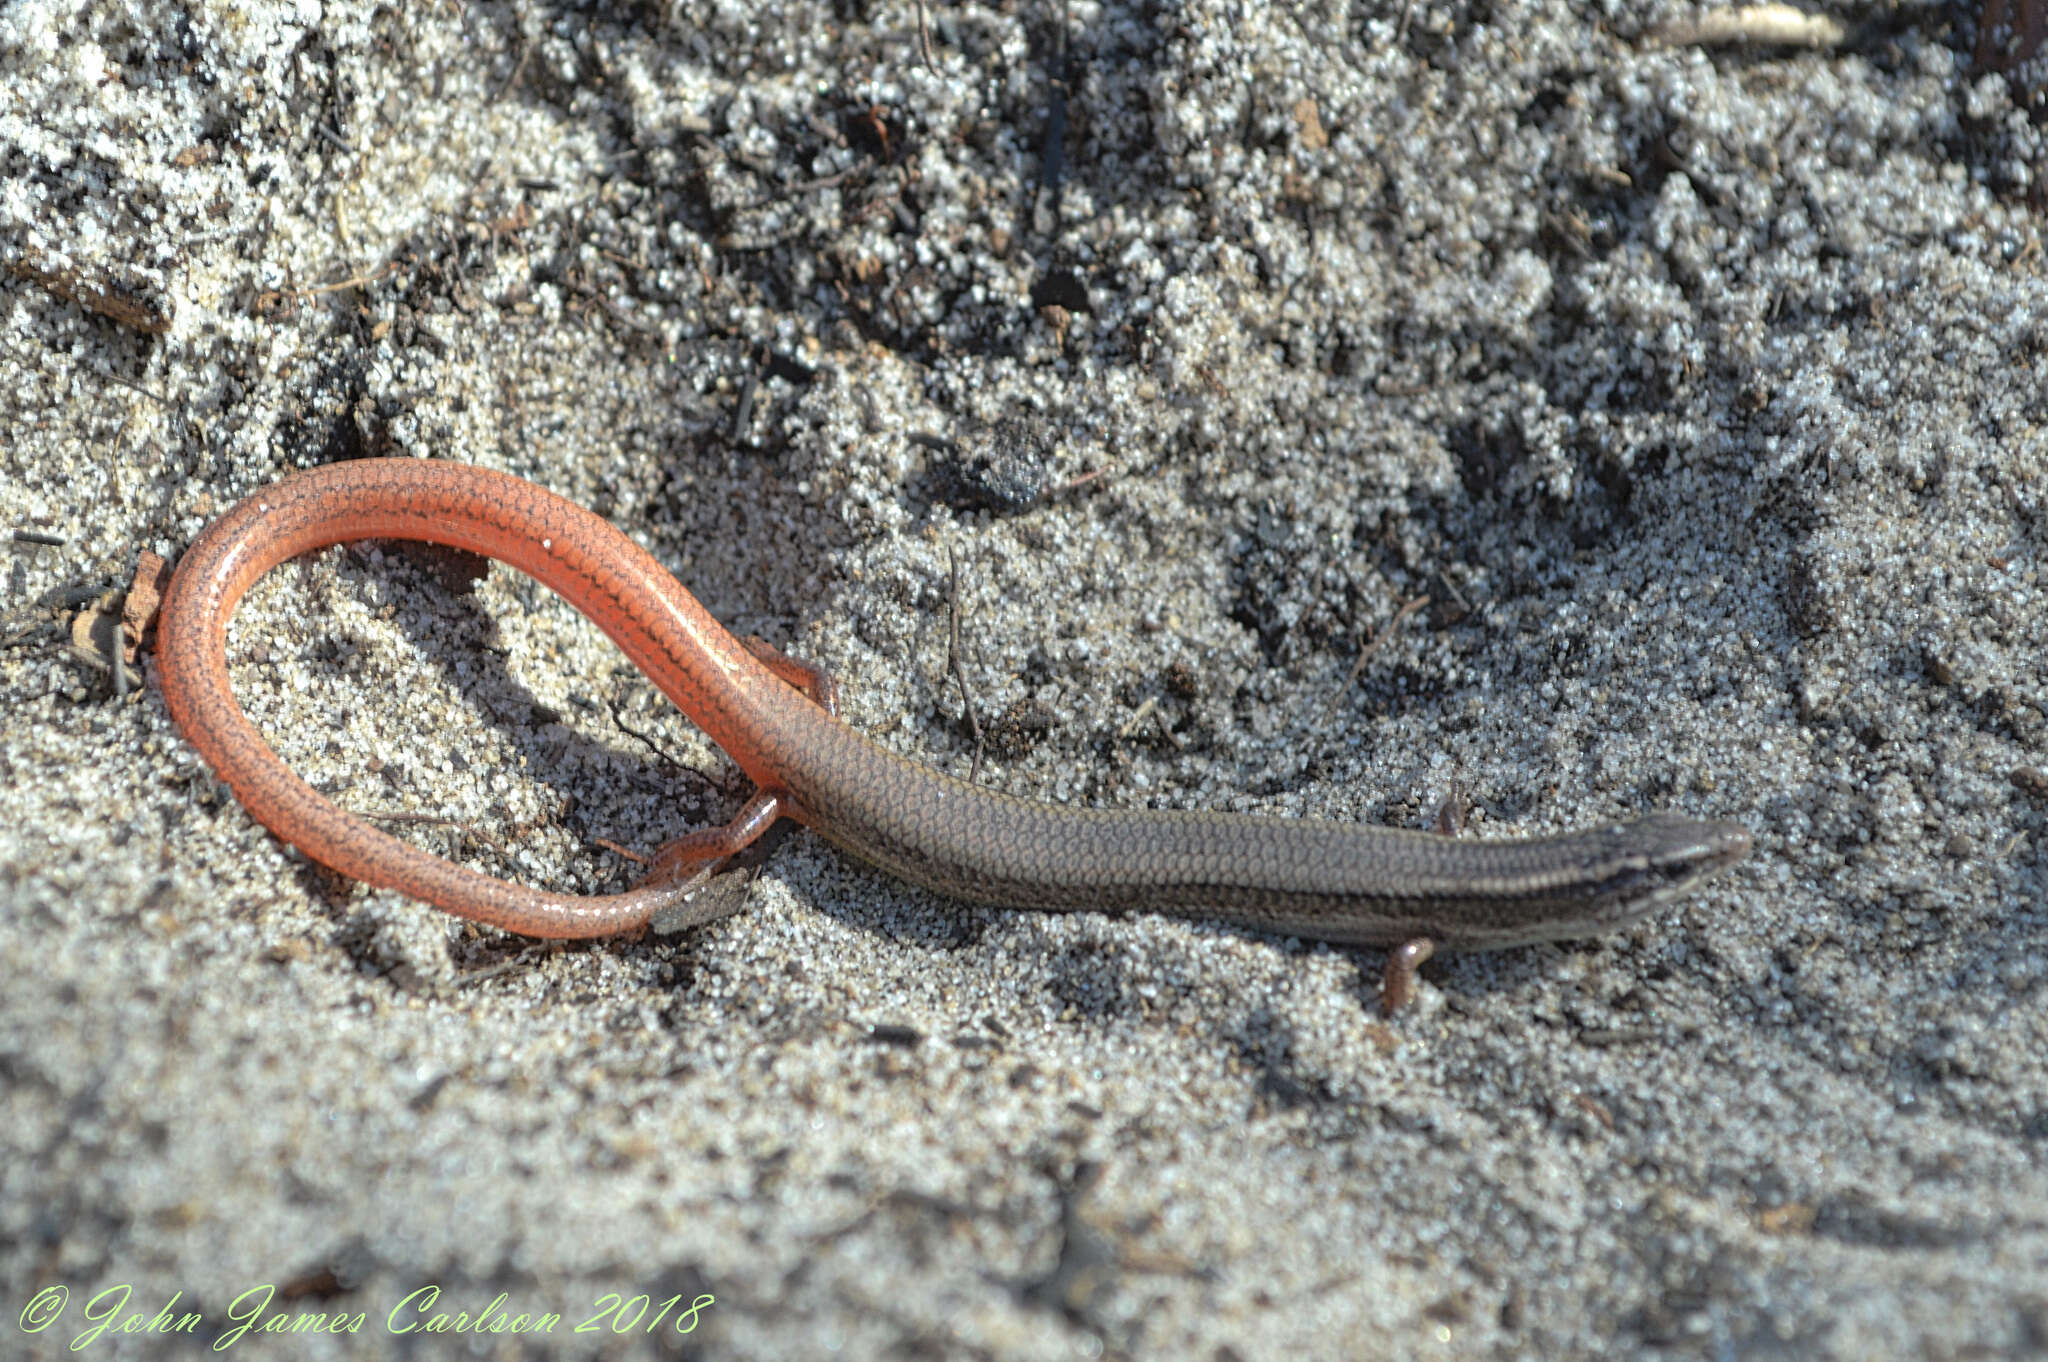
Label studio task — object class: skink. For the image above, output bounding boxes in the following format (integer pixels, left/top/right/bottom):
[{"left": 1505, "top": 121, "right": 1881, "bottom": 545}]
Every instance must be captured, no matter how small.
[{"left": 154, "top": 459, "right": 1750, "bottom": 1006}]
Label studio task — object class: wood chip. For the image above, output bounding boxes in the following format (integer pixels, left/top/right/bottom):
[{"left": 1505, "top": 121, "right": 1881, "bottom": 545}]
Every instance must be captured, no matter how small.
[{"left": 123, "top": 550, "right": 171, "bottom": 663}]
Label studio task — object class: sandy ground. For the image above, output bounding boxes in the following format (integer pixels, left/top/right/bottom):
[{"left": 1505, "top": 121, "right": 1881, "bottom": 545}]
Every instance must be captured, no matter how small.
[{"left": 4, "top": 1, "right": 2046, "bottom": 1358}]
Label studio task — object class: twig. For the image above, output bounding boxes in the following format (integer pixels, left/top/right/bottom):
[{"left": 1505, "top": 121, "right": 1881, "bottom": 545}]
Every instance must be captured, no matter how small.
[
  {"left": 1647, "top": 4, "right": 1845, "bottom": 49},
  {"left": 590, "top": 836, "right": 649, "bottom": 865},
  {"left": 291, "top": 264, "right": 394, "bottom": 296},
  {"left": 102, "top": 372, "right": 174, "bottom": 408},
  {"left": 1039, "top": 1, "right": 1070, "bottom": 208},
  {"left": 493, "top": 32, "right": 532, "bottom": 101},
  {"left": 254, "top": 262, "right": 397, "bottom": 313},
  {"left": 739, "top": 158, "right": 875, "bottom": 210},
  {"left": 606, "top": 688, "right": 684, "bottom": 772},
  {"left": 1116, "top": 695, "right": 1158, "bottom": 740},
  {"left": 946, "top": 546, "right": 985, "bottom": 783},
  {"left": 606, "top": 684, "right": 733, "bottom": 796},
  {"left": 10, "top": 255, "right": 173, "bottom": 334},
  {"left": 1340, "top": 594, "right": 1431, "bottom": 693},
  {"left": 1434, "top": 570, "right": 1473, "bottom": 614},
  {"left": 730, "top": 349, "right": 761, "bottom": 444},
  {"left": 1, "top": 620, "right": 49, "bottom": 651},
  {"left": 562, "top": 276, "right": 664, "bottom": 338},
  {"left": 357, "top": 808, "right": 515, "bottom": 862},
  {"left": 459, "top": 955, "right": 535, "bottom": 987}
]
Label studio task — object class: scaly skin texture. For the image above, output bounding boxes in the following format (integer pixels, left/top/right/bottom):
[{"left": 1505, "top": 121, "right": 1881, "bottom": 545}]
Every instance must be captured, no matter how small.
[{"left": 156, "top": 459, "right": 1750, "bottom": 950}]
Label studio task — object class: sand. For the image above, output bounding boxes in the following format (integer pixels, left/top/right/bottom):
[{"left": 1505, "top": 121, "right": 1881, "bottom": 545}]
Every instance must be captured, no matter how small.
[{"left": 3, "top": 2, "right": 2045, "bottom": 1357}]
